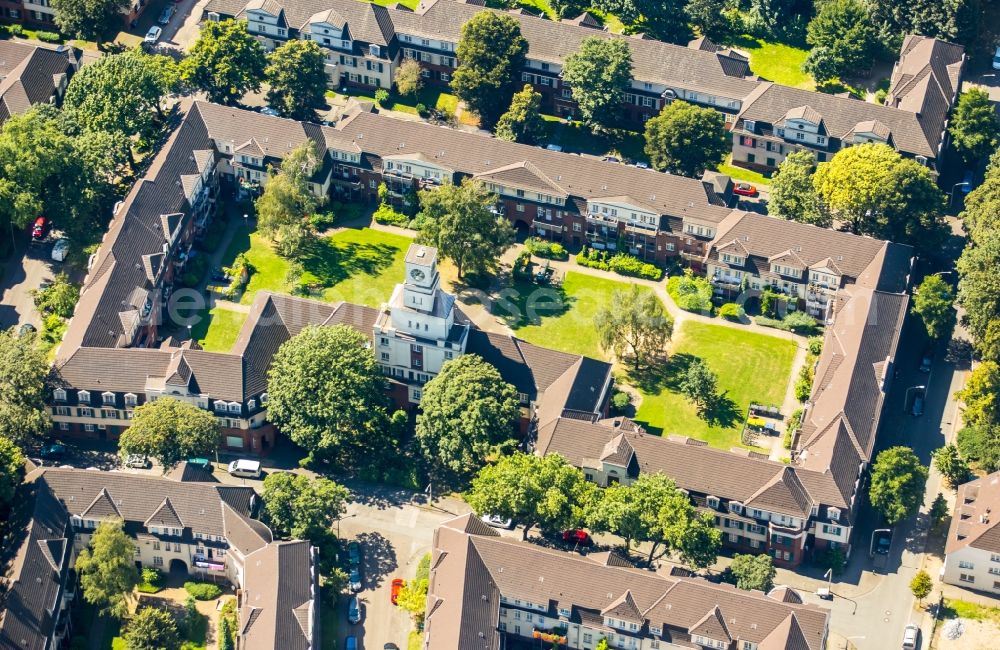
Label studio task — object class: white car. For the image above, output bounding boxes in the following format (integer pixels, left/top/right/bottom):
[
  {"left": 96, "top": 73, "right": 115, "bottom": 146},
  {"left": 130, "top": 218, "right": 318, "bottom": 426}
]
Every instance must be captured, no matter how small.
[
  {"left": 259, "top": 107, "right": 280, "bottom": 117},
  {"left": 123, "top": 454, "right": 151, "bottom": 469},
  {"left": 902, "top": 623, "right": 920, "bottom": 649},
  {"left": 144, "top": 26, "right": 162, "bottom": 45},
  {"left": 480, "top": 514, "right": 514, "bottom": 529},
  {"left": 228, "top": 458, "right": 262, "bottom": 479},
  {"left": 51, "top": 238, "right": 69, "bottom": 262},
  {"left": 993, "top": 45, "right": 1000, "bottom": 70}
]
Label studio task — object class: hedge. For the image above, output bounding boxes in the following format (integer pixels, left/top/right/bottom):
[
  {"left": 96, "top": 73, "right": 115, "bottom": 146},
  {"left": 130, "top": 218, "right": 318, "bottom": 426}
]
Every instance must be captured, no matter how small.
[
  {"left": 666, "top": 272, "right": 713, "bottom": 314},
  {"left": 756, "top": 312, "right": 821, "bottom": 335},
  {"left": 524, "top": 237, "right": 568, "bottom": 261},
  {"left": 184, "top": 581, "right": 222, "bottom": 600},
  {"left": 576, "top": 246, "right": 661, "bottom": 280},
  {"left": 718, "top": 302, "right": 744, "bottom": 321},
  {"left": 373, "top": 203, "right": 409, "bottom": 226}
]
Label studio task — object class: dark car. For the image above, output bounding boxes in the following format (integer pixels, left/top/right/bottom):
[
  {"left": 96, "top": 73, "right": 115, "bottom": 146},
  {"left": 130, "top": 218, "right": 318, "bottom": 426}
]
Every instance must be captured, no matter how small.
[
  {"left": 347, "top": 595, "right": 361, "bottom": 624},
  {"left": 349, "top": 566, "right": 362, "bottom": 592},
  {"left": 919, "top": 347, "right": 933, "bottom": 373},
  {"left": 40, "top": 443, "right": 67, "bottom": 459},
  {"left": 561, "top": 529, "right": 593, "bottom": 546},
  {"left": 348, "top": 541, "right": 362, "bottom": 567}
]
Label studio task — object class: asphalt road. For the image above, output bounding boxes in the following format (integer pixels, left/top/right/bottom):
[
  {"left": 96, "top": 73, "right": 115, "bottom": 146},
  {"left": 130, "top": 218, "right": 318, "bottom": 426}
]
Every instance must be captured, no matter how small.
[{"left": 0, "top": 237, "right": 62, "bottom": 330}]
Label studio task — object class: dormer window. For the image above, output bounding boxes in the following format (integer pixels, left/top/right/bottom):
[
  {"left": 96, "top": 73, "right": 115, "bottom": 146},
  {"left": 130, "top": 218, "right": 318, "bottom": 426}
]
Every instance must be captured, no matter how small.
[
  {"left": 828, "top": 507, "right": 840, "bottom": 521},
  {"left": 261, "top": 392, "right": 269, "bottom": 404},
  {"left": 214, "top": 401, "right": 227, "bottom": 413},
  {"left": 729, "top": 502, "right": 743, "bottom": 515},
  {"left": 370, "top": 44, "right": 381, "bottom": 57},
  {"left": 248, "top": 399, "right": 256, "bottom": 410},
  {"left": 54, "top": 389, "right": 67, "bottom": 402},
  {"left": 102, "top": 392, "right": 116, "bottom": 405},
  {"left": 707, "top": 496, "right": 719, "bottom": 509},
  {"left": 78, "top": 390, "right": 91, "bottom": 403},
  {"left": 744, "top": 120, "right": 755, "bottom": 133},
  {"left": 124, "top": 393, "right": 137, "bottom": 407},
  {"left": 228, "top": 402, "right": 241, "bottom": 414}
]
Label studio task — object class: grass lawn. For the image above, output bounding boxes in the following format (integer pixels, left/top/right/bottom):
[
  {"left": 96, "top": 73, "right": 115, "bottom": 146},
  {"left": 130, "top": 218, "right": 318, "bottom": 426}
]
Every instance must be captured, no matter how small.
[
  {"left": 489, "top": 271, "right": 652, "bottom": 361},
  {"left": 327, "top": 87, "right": 460, "bottom": 118},
  {"left": 717, "top": 155, "right": 772, "bottom": 186},
  {"left": 941, "top": 599, "right": 1000, "bottom": 622},
  {"left": 731, "top": 37, "right": 814, "bottom": 90},
  {"left": 372, "top": 0, "right": 421, "bottom": 9},
  {"left": 191, "top": 306, "right": 248, "bottom": 353},
  {"left": 541, "top": 115, "right": 647, "bottom": 162},
  {"left": 408, "top": 631, "right": 422, "bottom": 650},
  {"left": 631, "top": 321, "right": 796, "bottom": 449}
]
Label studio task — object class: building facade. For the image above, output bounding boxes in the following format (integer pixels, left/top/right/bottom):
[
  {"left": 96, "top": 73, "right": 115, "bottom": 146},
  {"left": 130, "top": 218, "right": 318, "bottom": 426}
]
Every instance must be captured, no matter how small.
[{"left": 943, "top": 471, "right": 1000, "bottom": 594}]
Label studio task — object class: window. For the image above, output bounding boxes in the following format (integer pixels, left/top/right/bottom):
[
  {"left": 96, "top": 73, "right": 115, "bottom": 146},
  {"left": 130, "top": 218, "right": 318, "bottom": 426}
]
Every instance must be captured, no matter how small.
[
  {"left": 992, "top": 554, "right": 1000, "bottom": 563},
  {"left": 153, "top": 556, "right": 164, "bottom": 567},
  {"left": 260, "top": 392, "right": 268, "bottom": 404},
  {"left": 153, "top": 541, "right": 161, "bottom": 551},
  {"left": 102, "top": 392, "right": 116, "bottom": 405},
  {"left": 707, "top": 496, "right": 719, "bottom": 509},
  {"left": 54, "top": 388, "right": 67, "bottom": 401},
  {"left": 228, "top": 402, "right": 241, "bottom": 414},
  {"left": 729, "top": 502, "right": 742, "bottom": 514},
  {"left": 124, "top": 393, "right": 137, "bottom": 407},
  {"left": 78, "top": 390, "right": 91, "bottom": 403},
  {"left": 822, "top": 524, "right": 842, "bottom": 536},
  {"left": 959, "top": 560, "right": 975, "bottom": 569},
  {"left": 381, "top": 352, "right": 390, "bottom": 361},
  {"left": 960, "top": 574, "right": 975, "bottom": 583}
]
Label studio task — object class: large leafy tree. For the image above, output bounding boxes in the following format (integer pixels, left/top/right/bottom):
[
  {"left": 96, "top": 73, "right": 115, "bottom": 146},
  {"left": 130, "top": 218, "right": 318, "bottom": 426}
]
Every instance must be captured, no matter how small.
[
  {"left": 586, "top": 473, "right": 721, "bottom": 566},
  {"left": 561, "top": 37, "right": 633, "bottom": 131},
  {"left": 76, "top": 519, "right": 139, "bottom": 619},
  {"left": 749, "top": 0, "right": 813, "bottom": 41},
  {"left": 804, "top": 0, "right": 880, "bottom": 79},
  {"left": 416, "top": 179, "right": 514, "bottom": 279},
  {"left": 679, "top": 359, "right": 719, "bottom": 414},
  {"left": 32, "top": 273, "right": 80, "bottom": 319},
  {"left": 911, "top": 275, "right": 956, "bottom": 341},
  {"left": 0, "top": 327, "right": 50, "bottom": 448},
  {"left": 394, "top": 58, "right": 423, "bottom": 98},
  {"left": 685, "top": 0, "right": 731, "bottom": 41},
  {"left": 958, "top": 225, "right": 1000, "bottom": 346},
  {"left": 63, "top": 48, "right": 170, "bottom": 142},
  {"left": 868, "top": 447, "right": 928, "bottom": 525},
  {"left": 52, "top": 0, "right": 130, "bottom": 42},
  {"left": 594, "top": 0, "right": 690, "bottom": 43},
  {"left": 451, "top": 13, "right": 527, "bottom": 129},
  {"left": 117, "top": 398, "right": 220, "bottom": 470},
  {"left": 962, "top": 148, "right": 1000, "bottom": 240},
  {"left": 466, "top": 453, "right": 596, "bottom": 540},
  {"left": 869, "top": 0, "right": 968, "bottom": 50},
  {"left": 932, "top": 444, "right": 971, "bottom": 488},
  {"left": 949, "top": 89, "right": 1000, "bottom": 165},
  {"left": 266, "top": 40, "right": 329, "bottom": 121},
  {"left": 726, "top": 554, "right": 776, "bottom": 592},
  {"left": 255, "top": 140, "right": 322, "bottom": 259},
  {"left": 0, "top": 436, "right": 25, "bottom": 507},
  {"left": 495, "top": 85, "right": 546, "bottom": 145},
  {"left": 181, "top": 20, "right": 267, "bottom": 105},
  {"left": 267, "top": 325, "right": 389, "bottom": 467},
  {"left": 594, "top": 286, "right": 672, "bottom": 370},
  {"left": 415, "top": 355, "right": 520, "bottom": 483},
  {"left": 643, "top": 100, "right": 728, "bottom": 177},
  {"left": 261, "top": 472, "right": 350, "bottom": 540},
  {"left": 957, "top": 423, "right": 1000, "bottom": 473},
  {"left": 812, "top": 143, "right": 945, "bottom": 251},
  {"left": 768, "top": 150, "right": 826, "bottom": 226},
  {"left": 123, "top": 607, "right": 181, "bottom": 650},
  {"left": 955, "top": 360, "right": 1000, "bottom": 428}
]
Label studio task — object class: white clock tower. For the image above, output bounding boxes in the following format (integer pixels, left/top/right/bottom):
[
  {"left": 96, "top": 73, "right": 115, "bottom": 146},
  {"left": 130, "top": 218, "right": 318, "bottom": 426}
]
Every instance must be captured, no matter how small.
[{"left": 373, "top": 244, "right": 469, "bottom": 403}]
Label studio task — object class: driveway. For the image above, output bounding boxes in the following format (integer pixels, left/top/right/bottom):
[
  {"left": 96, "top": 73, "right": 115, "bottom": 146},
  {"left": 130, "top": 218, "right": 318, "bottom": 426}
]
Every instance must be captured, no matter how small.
[
  {"left": 964, "top": 70, "right": 1000, "bottom": 103},
  {"left": 0, "top": 238, "right": 62, "bottom": 330},
  {"left": 165, "top": 0, "right": 213, "bottom": 51}
]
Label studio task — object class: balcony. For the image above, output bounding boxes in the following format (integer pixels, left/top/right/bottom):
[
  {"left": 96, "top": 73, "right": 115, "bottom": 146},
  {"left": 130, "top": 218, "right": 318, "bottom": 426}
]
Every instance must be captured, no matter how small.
[
  {"left": 586, "top": 212, "right": 620, "bottom": 227},
  {"left": 711, "top": 273, "right": 742, "bottom": 287}
]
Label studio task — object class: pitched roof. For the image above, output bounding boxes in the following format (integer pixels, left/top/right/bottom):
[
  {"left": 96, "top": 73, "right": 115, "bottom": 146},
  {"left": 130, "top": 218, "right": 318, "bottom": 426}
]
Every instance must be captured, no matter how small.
[
  {"left": 947, "top": 471, "right": 1000, "bottom": 555},
  {"left": 241, "top": 541, "right": 318, "bottom": 650},
  {"left": 0, "top": 42, "right": 76, "bottom": 125},
  {"left": 145, "top": 497, "right": 184, "bottom": 529},
  {"left": 689, "top": 605, "right": 732, "bottom": 642}
]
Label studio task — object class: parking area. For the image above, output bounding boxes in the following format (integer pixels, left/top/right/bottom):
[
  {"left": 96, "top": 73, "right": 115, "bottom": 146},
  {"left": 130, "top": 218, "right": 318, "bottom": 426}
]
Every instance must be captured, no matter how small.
[{"left": 0, "top": 238, "right": 65, "bottom": 330}]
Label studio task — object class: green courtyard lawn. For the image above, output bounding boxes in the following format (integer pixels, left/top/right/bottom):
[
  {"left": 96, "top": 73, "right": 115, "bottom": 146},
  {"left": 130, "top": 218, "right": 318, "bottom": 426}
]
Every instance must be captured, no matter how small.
[
  {"left": 732, "top": 37, "right": 815, "bottom": 90},
  {"left": 631, "top": 320, "right": 797, "bottom": 449},
  {"left": 191, "top": 306, "right": 248, "bottom": 353},
  {"left": 541, "top": 115, "right": 647, "bottom": 162},
  {"left": 490, "top": 271, "right": 653, "bottom": 361},
  {"left": 717, "top": 154, "right": 772, "bottom": 186}
]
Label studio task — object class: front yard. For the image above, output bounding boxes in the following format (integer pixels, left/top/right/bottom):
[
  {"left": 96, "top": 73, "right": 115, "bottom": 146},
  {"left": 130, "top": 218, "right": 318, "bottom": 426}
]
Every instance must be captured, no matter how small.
[
  {"left": 730, "top": 37, "right": 815, "bottom": 90},
  {"left": 631, "top": 321, "right": 797, "bottom": 450}
]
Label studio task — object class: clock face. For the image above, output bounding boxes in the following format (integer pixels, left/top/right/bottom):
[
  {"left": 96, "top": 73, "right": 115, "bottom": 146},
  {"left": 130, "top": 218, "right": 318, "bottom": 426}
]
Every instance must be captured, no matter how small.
[{"left": 410, "top": 268, "right": 426, "bottom": 282}]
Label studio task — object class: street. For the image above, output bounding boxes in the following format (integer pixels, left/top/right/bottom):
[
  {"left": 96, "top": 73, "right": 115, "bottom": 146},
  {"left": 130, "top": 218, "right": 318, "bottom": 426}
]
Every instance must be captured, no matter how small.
[{"left": 0, "top": 237, "right": 62, "bottom": 330}]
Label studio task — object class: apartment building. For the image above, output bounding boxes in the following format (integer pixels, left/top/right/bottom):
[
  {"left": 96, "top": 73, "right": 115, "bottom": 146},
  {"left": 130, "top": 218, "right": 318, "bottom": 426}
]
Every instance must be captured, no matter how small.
[
  {"left": 0, "top": 0, "right": 151, "bottom": 29},
  {"left": 943, "top": 471, "right": 1000, "bottom": 594},
  {"left": 424, "top": 514, "right": 831, "bottom": 650},
  {"left": 0, "top": 41, "right": 78, "bottom": 125},
  {"left": 0, "top": 466, "right": 320, "bottom": 650}
]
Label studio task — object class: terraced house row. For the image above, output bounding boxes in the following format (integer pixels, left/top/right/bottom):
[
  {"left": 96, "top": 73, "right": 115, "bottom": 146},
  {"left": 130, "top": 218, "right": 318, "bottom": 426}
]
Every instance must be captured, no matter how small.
[{"left": 202, "top": 0, "right": 964, "bottom": 174}]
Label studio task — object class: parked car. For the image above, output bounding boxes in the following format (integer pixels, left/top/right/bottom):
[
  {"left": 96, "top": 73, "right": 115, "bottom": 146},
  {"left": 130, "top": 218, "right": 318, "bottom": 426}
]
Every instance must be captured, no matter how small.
[
  {"left": 962, "top": 170, "right": 974, "bottom": 193},
  {"left": 51, "top": 238, "right": 69, "bottom": 262},
  {"left": 634, "top": 161, "right": 649, "bottom": 169},
  {"left": 871, "top": 528, "right": 892, "bottom": 570},
  {"left": 902, "top": 623, "right": 920, "bottom": 649},
  {"left": 480, "top": 514, "right": 514, "bottom": 529},
  {"left": 260, "top": 106, "right": 280, "bottom": 117},
  {"left": 561, "top": 529, "right": 593, "bottom": 546},
  {"left": 919, "top": 348, "right": 933, "bottom": 373},
  {"left": 158, "top": 5, "right": 174, "bottom": 24},
  {"left": 347, "top": 595, "right": 362, "bottom": 624},
  {"left": 31, "top": 216, "right": 48, "bottom": 241},
  {"left": 345, "top": 636, "right": 358, "bottom": 650},
  {"left": 349, "top": 566, "right": 363, "bottom": 592},
  {"left": 993, "top": 45, "right": 1000, "bottom": 70},
  {"left": 40, "top": 443, "right": 67, "bottom": 460},
  {"left": 544, "top": 143, "right": 563, "bottom": 152},
  {"left": 18, "top": 323, "right": 36, "bottom": 337},
  {"left": 384, "top": 645, "right": 400, "bottom": 650},
  {"left": 601, "top": 155, "right": 621, "bottom": 164},
  {"left": 733, "top": 183, "right": 759, "bottom": 197},
  {"left": 912, "top": 393, "right": 925, "bottom": 417},
  {"left": 124, "top": 454, "right": 151, "bottom": 469},
  {"left": 391, "top": 578, "right": 404, "bottom": 605},
  {"left": 144, "top": 26, "right": 162, "bottom": 45},
  {"left": 227, "top": 458, "right": 261, "bottom": 479},
  {"left": 348, "top": 541, "right": 362, "bottom": 567}
]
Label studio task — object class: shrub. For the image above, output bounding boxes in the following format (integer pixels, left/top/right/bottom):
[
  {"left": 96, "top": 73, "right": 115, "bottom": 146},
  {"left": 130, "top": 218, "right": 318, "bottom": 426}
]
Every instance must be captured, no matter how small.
[
  {"left": 308, "top": 211, "right": 337, "bottom": 231},
  {"left": 373, "top": 202, "right": 410, "bottom": 226},
  {"left": 607, "top": 253, "right": 662, "bottom": 280},
  {"left": 576, "top": 245, "right": 610, "bottom": 271},
  {"left": 784, "top": 409, "right": 802, "bottom": 449},
  {"left": 138, "top": 567, "right": 164, "bottom": 593},
  {"left": 7, "top": 24, "right": 24, "bottom": 37},
  {"left": 35, "top": 31, "right": 61, "bottom": 43},
  {"left": 375, "top": 88, "right": 391, "bottom": 107},
  {"left": 719, "top": 302, "right": 744, "bottom": 321},
  {"left": 783, "top": 310, "right": 820, "bottom": 334},
  {"left": 874, "top": 88, "right": 888, "bottom": 105},
  {"left": 666, "top": 271, "right": 713, "bottom": 314},
  {"left": 807, "top": 336, "right": 824, "bottom": 356},
  {"left": 816, "top": 546, "right": 846, "bottom": 575},
  {"left": 611, "top": 391, "right": 631, "bottom": 411},
  {"left": 415, "top": 103, "right": 428, "bottom": 116},
  {"left": 523, "top": 237, "right": 569, "bottom": 261},
  {"left": 184, "top": 581, "right": 222, "bottom": 601}
]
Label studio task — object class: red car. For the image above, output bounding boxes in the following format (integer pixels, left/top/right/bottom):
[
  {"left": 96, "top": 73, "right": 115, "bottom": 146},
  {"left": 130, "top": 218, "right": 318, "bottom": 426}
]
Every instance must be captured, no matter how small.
[
  {"left": 733, "top": 183, "right": 758, "bottom": 197},
  {"left": 390, "top": 578, "right": 404, "bottom": 605},
  {"left": 561, "top": 529, "right": 593, "bottom": 546},
  {"left": 31, "top": 216, "right": 48, "bottom": 240}
]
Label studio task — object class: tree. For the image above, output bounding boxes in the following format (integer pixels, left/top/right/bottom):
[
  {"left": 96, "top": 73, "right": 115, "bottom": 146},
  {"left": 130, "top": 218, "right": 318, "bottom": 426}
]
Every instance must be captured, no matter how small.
[
  {"left": 394, "top": 58, "right": 424, "bottom": 98},
  {"left": 929, "top": 493, "right": 949, "bottom": 528},
  {"left": 466, "top": 453, "right": 596, "bottom": 540},
  {"left": 594, "top": 286, "right": 672, "bottom": 370},
  {"left": 957, "top": 423, "right": 1000, "bottom": 473},
  {"left": 397, "top": 554, "right": 431, "bottom": 622},
  {"left": 912, "top": 275, "right": 956, "bottom": 341},
  {"left": 933, "top": 444, "right": 971, "bottom": 488},
  {"left": 813, "top": 143, "right": 945, "bottom": 251},
  {"left": 910, "top": 570, "right": 933, "bottom": 605},
  {"left": 123, "top": 607, "right": 181, "bottom": 650},
  {"left": 451, "top": 13, "right": 527, "bottom": 128},
  {"left": 255, "top": 140, "right": 322, "bottom": 259},
  {"left": 955, "top": 360, "right": 1000, "bottom": 428},
  {"left": 679, "top": 359, "right": 718, "bottom": 413},
  {"left": 267, "top": 325, "right": 389, "bottom": 467},
  {"left": 958, "top": 227, "right": 1000, "bottom": 345},
  {"left": 727, "top": 554, "right": 776, "bottom": 592},
  {"left": 0, "top": 327, "right": 50, "bottom": 447},
  {"left": 117, "top": 398, "right": 220, "bottom": 470},
  {"left": 180, "top": 20, "right": 267, "bottom": 105},
  {"left": 643, "top": 100, "right": 728, "bottom": 177},
  {"left": 75, "top": 520, "right": 138, "bottom": 619},
  {"left": 415, "top": 355, "right": 520, "bottom": 482},
  {"left": 0, "top": 436, "right": 24, "bottom": 507},
  {"left": 802, "top": 46, "right": 841, "bottom": 84},
  {"left": 63, "top": 49, "right": 169, "bottom": 142},
  {"left": 594, "top": 0, "right": 691, "bottom": 43},
  {"left": 685, "top": 0, "right": 731, "bottom": 40},
  {"left": 52, "top": 0, "right": 130, "bottom": 42},
  {"left": 416, "top": 179, "right": 514, "bottom": 279},
  {"left": 960, "top": 148, "right": 1000, "bottom": 240},
  {"left": 749, "top": 0, "right": 813, "bottom": 41},
  {"left": 495, "top": 85, "right": 546, "bottom": 145},
  {"left": 805, "top": 0, "right": 880, "bottom": 79},
  {"left": 32, "top": 273, "right": 80, "bottom": 319},
  {"left": 769, "top": 151, "right": 826, "bottom": 225},
  {"left": 561, "top": 37, "right": 633, "bottom": 130},
  {"left": 261, "top": 472, "right": 350, "bottom": 541},
  {"left": 949, "top": 89, "right": 1000, "bottom": 165},
  {"left": 266, "top": 40, "right": 328, "bottom": 121},
  {"left": 868, "top": 447, "right": 928, "bottom": 525}
]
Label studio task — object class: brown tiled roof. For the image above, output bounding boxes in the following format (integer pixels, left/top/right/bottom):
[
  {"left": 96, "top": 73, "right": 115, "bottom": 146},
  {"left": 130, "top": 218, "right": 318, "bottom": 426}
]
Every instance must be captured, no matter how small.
[
  {"left": 886, "top": 35, "right": 964, "bottom": 153},
  {"left": 946, "top": 471, "right": 1000, "bottom": 555},
  {"left": 240, "top": 541, "right": 318, "bottom": 650},
  {"left": 0, "top": 42, "right": 76, "bottom": 125},
  {"left": 426, "top": 515, "right": 830, "bottom": 650},
  {"left": 767, "top": 586, "right": 804, "bottom": 604}
]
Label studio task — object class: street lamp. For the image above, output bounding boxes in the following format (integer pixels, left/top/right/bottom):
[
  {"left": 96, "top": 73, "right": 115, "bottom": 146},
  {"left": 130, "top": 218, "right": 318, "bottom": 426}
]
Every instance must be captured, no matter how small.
[
  {"left": 335, "top": 513, "right": 357, "bottom": 538},
  {"left": 949, "top": 182, "right": 970, "bottom": 209}
]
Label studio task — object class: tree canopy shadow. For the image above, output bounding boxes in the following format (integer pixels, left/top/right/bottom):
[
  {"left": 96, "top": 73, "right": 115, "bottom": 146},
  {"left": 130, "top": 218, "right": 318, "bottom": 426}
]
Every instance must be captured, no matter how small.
[
  {"left": 489, "top": 278, "right": 574, "bottom": 328},
  {"left": 300, "top": 238, "right": 399, "bottom": 288},
  {"left": 701, "top": 391, "right": 741, "bottom": 429},
  {"left": 627, "top": 352, "right": 698, "bottom": 395},
  {"left": 354, "top": 531, "right": 398, "bottom": 591}
]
